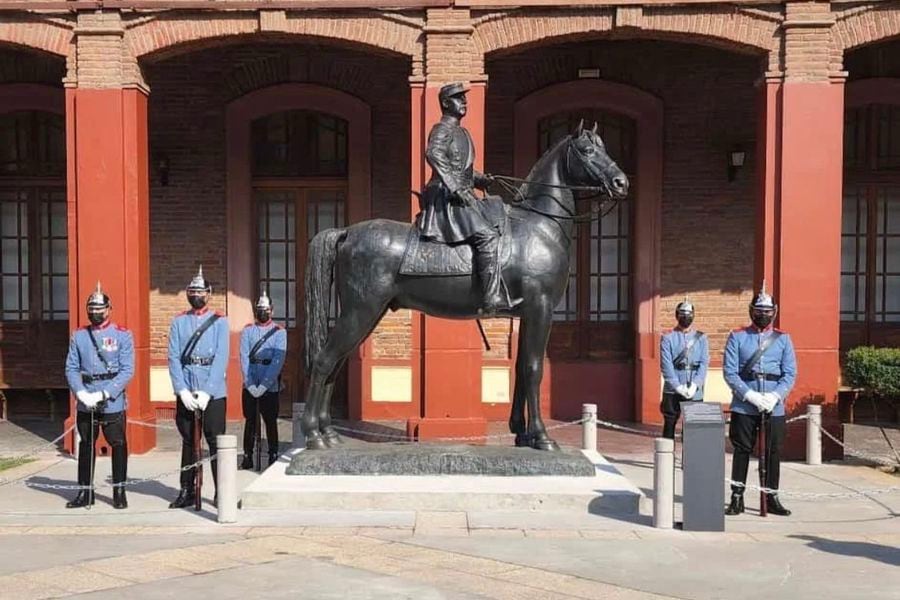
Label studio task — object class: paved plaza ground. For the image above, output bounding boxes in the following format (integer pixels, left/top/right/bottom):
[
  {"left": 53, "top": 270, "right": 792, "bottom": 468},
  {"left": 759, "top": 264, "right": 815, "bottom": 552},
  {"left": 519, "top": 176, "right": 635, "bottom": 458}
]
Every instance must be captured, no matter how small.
[{"left": 0, "top": 418, "right": 897, "bottom": 599}]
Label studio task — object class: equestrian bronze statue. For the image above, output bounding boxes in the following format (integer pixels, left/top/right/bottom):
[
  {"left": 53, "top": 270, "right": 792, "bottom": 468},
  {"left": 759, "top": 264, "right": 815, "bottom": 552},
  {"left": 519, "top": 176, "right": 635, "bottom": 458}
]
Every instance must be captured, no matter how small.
[{"left": 301, "top": 85, "right": 629, "bottom": 451}]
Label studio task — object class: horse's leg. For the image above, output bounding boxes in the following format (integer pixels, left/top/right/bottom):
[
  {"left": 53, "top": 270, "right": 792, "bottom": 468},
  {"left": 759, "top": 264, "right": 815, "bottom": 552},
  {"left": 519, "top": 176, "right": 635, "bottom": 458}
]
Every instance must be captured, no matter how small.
[
  {"left": 309, "top": 304, "right": 386, "bottom": 447},
  {"left": 319, "top": 356, "right": 347, "bottom": 447},
  {"left": 518, "top": 300, "right": 559, "bottom": 451},
  {"left": 509, "top": 330, "right": 529, "bottom": 447}
]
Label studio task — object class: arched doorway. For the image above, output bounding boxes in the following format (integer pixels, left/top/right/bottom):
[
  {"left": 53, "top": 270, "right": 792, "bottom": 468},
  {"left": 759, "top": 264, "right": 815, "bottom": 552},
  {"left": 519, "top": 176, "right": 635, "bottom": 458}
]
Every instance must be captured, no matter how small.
[
  {"left": 0, "top": 84, "right": 67, "bottom": 419},
  {"left": 841, "top": 78, "right": 900, "bottom": 350},
  {"left": 534, "top": 109, "right": 636, "bottom": 362},
  {"left": 251, "top": 109, "right": 349, "bottom": 414},
  {"left": 226, "top": 83, "right": 371, "bottom": 418},
  {"left": 513, "top": 79, "right": 663, "bottom": 421}
]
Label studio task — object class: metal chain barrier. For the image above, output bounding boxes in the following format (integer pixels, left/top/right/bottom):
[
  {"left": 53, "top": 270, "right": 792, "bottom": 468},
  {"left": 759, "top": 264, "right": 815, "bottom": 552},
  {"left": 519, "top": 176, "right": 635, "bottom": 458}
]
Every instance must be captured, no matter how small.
[
  {"left": 729, "top": 479, "right": 900, "bottom": 499},
  {"left": 3, "top": 423, "right": 76, "bottom": 463},
  {"left": 806, "top": 418, "right": 900, "bottom": 468}
]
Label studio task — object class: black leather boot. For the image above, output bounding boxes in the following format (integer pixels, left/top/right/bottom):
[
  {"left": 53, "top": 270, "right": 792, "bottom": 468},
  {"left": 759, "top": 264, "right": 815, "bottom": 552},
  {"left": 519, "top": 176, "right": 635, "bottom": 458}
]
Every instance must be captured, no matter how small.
[
  {"left": 66, "top": 490, "right": 95, "bottom": 508},
  {"left": 268, "top": 452, "right": 278, "bottom": 467},
  {"left": 168, "top": 488, "right": 195, "bottom": 509},
  {"left": 240, "top": 455, "right": 253, "bottom": 470},
  {"left": 112, "top": 487, "right": 128, "bottom": 509},
  {"left": 766, "top": 493, "right": 792, "bottom": 516},
  {"left": 725, "top": 493, "right": 745, "bottom": 515},
  {"left": 472, "top": 230, "right": 522, "bottom": 314}
]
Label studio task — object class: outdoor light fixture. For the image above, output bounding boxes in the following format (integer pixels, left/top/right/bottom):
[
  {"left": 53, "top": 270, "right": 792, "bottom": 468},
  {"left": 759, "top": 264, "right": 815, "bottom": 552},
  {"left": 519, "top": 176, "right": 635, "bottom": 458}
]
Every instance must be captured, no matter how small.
[
  {"left": 156, "top": 154, "right": 170, "bottom": 186},
  {"left": 728, "top": 147, "right": 745, "bottom": 182}
]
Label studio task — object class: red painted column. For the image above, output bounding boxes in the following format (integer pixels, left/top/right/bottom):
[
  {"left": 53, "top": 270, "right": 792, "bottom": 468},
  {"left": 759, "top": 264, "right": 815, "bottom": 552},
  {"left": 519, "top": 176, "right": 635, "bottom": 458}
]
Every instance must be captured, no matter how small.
[
  {"left": 406, "top": 82, "right": 487, "bottom": 442},
  {"left": 757, "top": 77, "right": 843, "bottom": 459},
  {"left": 64, "top": 88, "right": 154, "bottom": 454}
]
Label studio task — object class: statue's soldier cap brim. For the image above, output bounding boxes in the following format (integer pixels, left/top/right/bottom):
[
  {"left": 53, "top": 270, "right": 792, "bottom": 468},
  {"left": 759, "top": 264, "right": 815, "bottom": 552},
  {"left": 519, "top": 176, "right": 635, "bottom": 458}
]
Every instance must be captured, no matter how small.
[{"left": 439, "top": 82, "right": 469, "bottom": 103}]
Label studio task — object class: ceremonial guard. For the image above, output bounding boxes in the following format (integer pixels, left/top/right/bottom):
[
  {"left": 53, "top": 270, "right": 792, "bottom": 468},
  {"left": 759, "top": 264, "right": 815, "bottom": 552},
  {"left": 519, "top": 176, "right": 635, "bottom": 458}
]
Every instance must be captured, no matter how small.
[
  {"left": 416, "top": 81, "right": 521, "bottom": 313},
  {"left": 723, "top": 282, "right": 797, "bottom": 516},
  {"left": 64, "top": 283, "right": 134, "bottom": 509},
  {"left": 240, "top": 290, "right": 287, "bottom": 469},
  {"left": 659, "top": 299, "right": 709, "bottom": 439},
  {"left": 167, "top": 266, "right": 229, "bottom": 509}
]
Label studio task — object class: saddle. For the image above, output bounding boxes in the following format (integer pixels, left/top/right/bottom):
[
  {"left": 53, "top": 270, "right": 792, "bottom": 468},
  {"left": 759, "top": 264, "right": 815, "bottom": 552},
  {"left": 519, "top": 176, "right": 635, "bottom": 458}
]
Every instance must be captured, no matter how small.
[{"left": 399, "top": 198, "right": 511, "bottom": 277}]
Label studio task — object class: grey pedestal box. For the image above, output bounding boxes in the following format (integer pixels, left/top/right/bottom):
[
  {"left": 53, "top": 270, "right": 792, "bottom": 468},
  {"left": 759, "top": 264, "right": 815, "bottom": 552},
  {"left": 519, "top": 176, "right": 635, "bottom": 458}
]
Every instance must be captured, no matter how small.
[{"left": 681, "top": 401, "right": 725, "bottom": 532}]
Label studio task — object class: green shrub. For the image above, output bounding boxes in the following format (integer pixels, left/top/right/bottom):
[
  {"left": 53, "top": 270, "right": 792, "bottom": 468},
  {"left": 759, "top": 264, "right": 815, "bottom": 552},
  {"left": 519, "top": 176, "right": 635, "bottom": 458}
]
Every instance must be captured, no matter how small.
[{"left": 844, "top": 346, "right": 900, "bottom": 397}]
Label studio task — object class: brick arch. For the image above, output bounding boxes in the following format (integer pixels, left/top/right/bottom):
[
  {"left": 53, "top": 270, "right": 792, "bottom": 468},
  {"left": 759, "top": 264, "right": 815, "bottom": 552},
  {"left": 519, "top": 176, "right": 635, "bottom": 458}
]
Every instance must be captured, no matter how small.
[
  {"left": 128, "top": 12, "right": 422, "bottom": 62},
  {"left": 834, "top": 3, "right": 900, "bottom": 52},
  {"left": 474, "top": 8, "right": 776, "bottom": 59},
  {"left": 0, "top": 19, "right": 72, "bottom": 58}
]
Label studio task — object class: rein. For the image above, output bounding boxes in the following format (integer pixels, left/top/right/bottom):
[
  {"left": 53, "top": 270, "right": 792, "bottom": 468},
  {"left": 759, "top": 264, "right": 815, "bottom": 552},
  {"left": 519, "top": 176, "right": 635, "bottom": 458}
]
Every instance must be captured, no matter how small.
[{"left": 490, "top": 137, "right": 624, "bottom": 225}]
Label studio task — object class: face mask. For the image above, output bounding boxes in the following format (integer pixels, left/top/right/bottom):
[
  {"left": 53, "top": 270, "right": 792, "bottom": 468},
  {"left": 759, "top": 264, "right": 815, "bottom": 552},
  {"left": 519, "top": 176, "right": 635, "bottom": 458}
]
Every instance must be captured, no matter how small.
[
  {"left": 188, "top": 295, "right": 207, "bottom": 310},
  {"left": 255, "top": 310, "right": 271, "bottom": 323},
  {"left": 676, "top": 314, "right": 694, "bottom": 329},
  {"left": 88, "top": 312, "right": 106, "bottom": 326},
  {"left": 751, "top": 310, "right": 774, "bottom": 329}
]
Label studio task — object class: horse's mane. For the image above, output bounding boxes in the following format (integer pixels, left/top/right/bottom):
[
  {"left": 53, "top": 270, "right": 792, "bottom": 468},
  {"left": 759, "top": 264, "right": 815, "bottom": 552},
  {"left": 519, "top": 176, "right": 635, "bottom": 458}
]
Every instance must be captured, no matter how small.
[{"left": 519, "top": 134, "right": 572, "bottom": 196}]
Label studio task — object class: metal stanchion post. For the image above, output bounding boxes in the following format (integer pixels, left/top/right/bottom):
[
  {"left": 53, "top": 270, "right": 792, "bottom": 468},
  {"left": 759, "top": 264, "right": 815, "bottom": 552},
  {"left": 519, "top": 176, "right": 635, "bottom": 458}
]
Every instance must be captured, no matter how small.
[
  {"left": 806, "top": 404, "right": 822, "bottom": 466},
  {"left": 653, "top": 437, "right": 674, "bottom": 529},
  {"left": 582, "top": 403, "right": 597, "bottom": 451},
  {"left": 216, "top": 434, "right": 238, "bottom": 524}
]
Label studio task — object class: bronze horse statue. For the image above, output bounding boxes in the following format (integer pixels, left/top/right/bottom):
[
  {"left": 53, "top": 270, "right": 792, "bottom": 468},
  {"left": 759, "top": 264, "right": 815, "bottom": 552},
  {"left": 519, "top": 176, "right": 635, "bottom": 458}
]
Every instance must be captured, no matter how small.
[{"left": 301, "top": 122, "right": 629, "bottom": 450}]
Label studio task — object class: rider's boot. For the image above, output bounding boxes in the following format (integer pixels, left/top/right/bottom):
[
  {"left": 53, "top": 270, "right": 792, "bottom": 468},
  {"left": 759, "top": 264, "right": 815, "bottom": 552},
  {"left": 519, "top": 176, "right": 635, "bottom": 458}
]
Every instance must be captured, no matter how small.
[{"left": 472, "top": 229, "right": 522, "bottom": 314}]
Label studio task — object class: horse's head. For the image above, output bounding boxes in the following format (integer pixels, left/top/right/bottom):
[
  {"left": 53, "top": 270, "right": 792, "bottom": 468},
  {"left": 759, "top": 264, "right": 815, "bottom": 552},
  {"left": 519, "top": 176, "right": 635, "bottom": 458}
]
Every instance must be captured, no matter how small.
[{"left": 566, "top": 120, "right": 629, "bottom": 199}]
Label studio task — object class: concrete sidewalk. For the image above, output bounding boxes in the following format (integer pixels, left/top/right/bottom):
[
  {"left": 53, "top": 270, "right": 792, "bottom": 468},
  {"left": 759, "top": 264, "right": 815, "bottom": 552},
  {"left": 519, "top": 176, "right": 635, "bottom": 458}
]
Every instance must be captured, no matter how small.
[{"left": 0, "top": 425, "right": 898, "bottom": 599}]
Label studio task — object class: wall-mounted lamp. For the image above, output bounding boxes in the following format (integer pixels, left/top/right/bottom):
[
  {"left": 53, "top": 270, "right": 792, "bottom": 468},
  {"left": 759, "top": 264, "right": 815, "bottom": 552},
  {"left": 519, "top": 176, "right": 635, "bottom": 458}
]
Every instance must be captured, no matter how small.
[
  {"left": 728, "top": 147, "right": 745, "bottom": 182},
  {"left": 156, "top": 154, "right": 170, "bottom": 187}
]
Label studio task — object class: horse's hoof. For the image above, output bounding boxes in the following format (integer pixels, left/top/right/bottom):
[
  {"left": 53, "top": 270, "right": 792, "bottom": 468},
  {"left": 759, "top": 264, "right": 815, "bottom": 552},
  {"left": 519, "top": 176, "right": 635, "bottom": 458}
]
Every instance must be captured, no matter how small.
[
  {"left": 530, "top": 437, "right": 561, "bottom": 451},
  {"left": 514, "top": 433, "right": 532, "bottom": 448},
  {"left": 322, "top": 429, "right": 343, "bottom": 448},
  {"left": 305, "top": 435, "right": 328, "bottom": 451}
]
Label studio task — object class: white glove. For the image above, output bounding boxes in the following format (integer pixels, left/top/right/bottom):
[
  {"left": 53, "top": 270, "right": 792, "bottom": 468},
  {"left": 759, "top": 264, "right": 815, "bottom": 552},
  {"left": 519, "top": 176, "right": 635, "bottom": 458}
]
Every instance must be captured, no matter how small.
[
  {"left": 195, "top": 391, "right": 211, "bottom": 411},
  {"left": 76, "top": 389, "right": 91, "bottom": 404},
  {"left": 80, "top": 391, "right": 101, "bottom": 409},
  {"left": 761, "top": 392, "right": 780, "bottom": 413},
  {"left": 250, "top": 385, "right": 267, "bottom": 399},
  {"left": 686, "top": 383, "right": 698, "bottom": 399},
  {"left": 743, "top": 390, "right": 765, "bottom": 411},
  {"left": 179, "top": 389, "right": 196, "bottom": 411}
]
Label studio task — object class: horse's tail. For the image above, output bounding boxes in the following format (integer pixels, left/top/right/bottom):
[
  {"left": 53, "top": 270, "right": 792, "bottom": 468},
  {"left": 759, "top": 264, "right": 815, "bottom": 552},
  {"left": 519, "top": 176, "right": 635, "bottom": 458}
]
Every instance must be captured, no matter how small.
[{"left": 304, "top": 227, "right": 347, "bottom": 376}]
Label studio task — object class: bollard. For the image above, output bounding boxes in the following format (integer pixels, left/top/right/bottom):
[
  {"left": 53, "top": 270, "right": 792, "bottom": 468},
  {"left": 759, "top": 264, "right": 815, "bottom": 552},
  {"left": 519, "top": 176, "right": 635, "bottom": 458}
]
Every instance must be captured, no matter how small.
[
  {"left": 582, "top": 403, "right": 597, "bottom": 451},
  {"left": 806, "top": 404, "right": 822, "bottom": 466},
  {"left": 216, "top": 434, "right": 238, "bottom": 524},
  {"left": 292, "top": 402, "right": 306, "bottom": 449},
  {"left": 653, "top": 437, "right": 674, "bottom": 529}
]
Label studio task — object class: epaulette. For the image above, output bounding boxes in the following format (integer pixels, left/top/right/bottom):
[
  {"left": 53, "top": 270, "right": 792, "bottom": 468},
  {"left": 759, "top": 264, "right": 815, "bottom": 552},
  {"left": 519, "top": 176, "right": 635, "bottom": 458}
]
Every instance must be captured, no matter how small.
[
  {"left": 177, "top": 310, "right": 190, "bottom": 317},
  {"left": 731, "top": 326, "right": 746, "bottom": 332},
  {"left": 244, "top": 322, "right": 254, "bottom": 329},
  {"left": 115, "top": 324, "right": 128, "bottom": 332},
  {"left": 662, "top": 328, "right": 674, "bottom": 335},
  {"left": 214, "top": 310, "right": 226, "bottom": 317},
  {"left": 773, "top": 327, "right": 784, "bottom": 333}
]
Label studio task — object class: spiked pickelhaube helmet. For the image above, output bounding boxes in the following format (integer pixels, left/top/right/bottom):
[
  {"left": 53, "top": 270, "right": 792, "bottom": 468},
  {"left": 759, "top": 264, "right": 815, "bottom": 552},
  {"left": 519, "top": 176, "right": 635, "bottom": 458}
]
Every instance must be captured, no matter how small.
[
  {"left": 186, "top": 265, "right": 212, "bottom": 294},
  {"left": 675, "top": 296, "right": 694, "bottom": 316},
  {"left": 750, "top": 280, "right": 776, "bottom": 311},
  {"left": 255, "top": 288, "right": 272, "bottom": 312},
  {"left": 86, "top": 281, "right": 110, "bottom": 309}
]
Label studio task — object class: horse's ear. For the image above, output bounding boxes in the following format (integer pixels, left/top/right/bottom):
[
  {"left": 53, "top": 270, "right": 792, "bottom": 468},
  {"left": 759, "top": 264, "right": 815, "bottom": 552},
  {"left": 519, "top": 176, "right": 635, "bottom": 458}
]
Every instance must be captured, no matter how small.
[
  {"left": 591, "top": 122, "right": 598, "bottom": 135},
  {"left": 574, "top": 119, "right": 584, "bottom": 136}
]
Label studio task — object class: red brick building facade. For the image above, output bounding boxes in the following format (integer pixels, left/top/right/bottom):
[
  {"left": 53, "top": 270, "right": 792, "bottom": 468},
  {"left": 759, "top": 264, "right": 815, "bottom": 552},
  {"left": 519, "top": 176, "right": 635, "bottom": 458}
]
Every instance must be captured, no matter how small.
[{"left": 0, "top": 1, "right": 898, "bottom": 453}]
